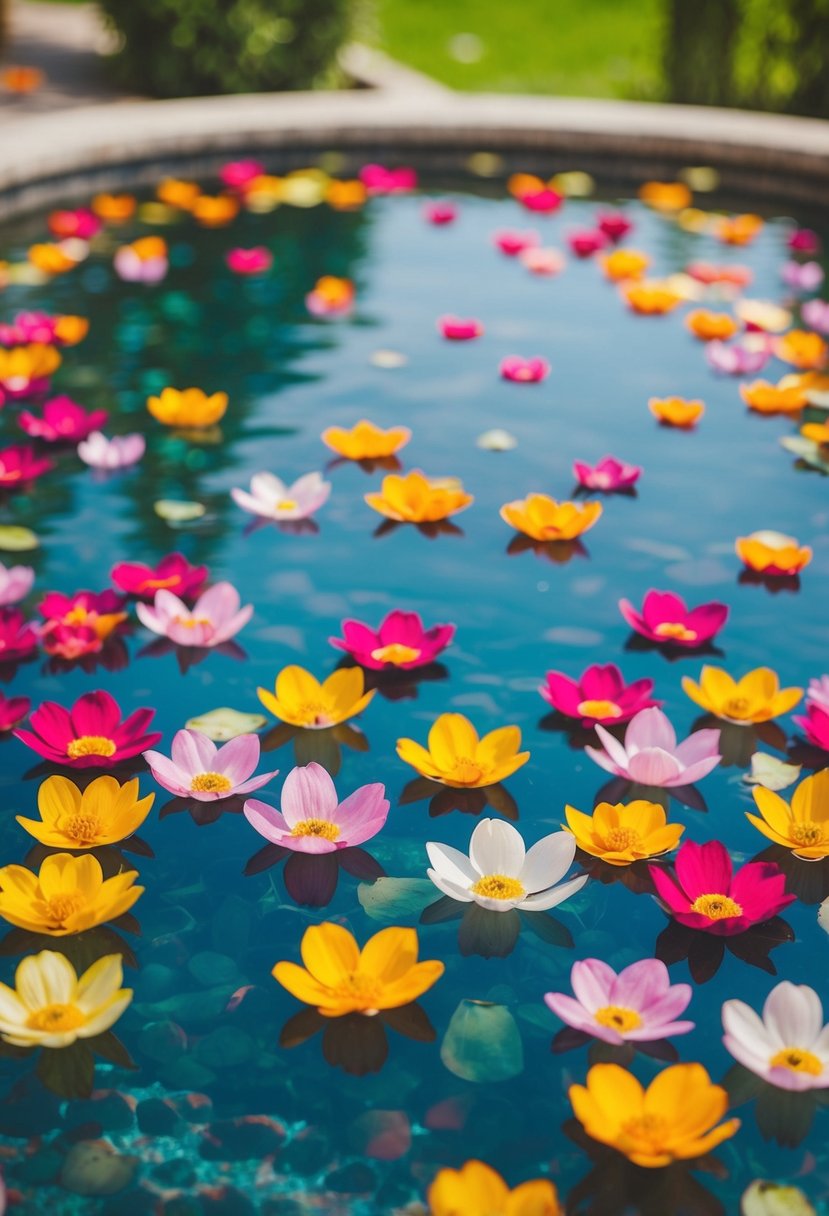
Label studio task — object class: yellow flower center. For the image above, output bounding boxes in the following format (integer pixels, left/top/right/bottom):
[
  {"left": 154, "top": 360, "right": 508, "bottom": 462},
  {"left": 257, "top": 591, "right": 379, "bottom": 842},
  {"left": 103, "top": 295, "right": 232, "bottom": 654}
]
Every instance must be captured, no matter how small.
[
  {"left": 370, "top": 643, "right": 422, "bottom": 665},
  {"left": 792, "top": 822, "right": 824, "bottom": 846},
  {"left": 173, "top": 615, "right": 211, "bottom": 629},
  {"left": 64, "top": 606, "right": 89, "bottom": 625},
  {"left": 66, "top": 735, "right": 116, "bottom": 759},
  {"left": 725, "top": 697, "right": 751, "bottom": 719},
  {"left": 654, "top": 622, "right": 698, "bottom": 642},
  {"left": 470, "top": 874, "right": 525, "bottom": 900},
  {"left": 43, "top": 892, "right": 85, "bottom": 926},
  {"left": 332, "top": 971, "right": 384, "bottom": 1011},
  {"left": 290, "top": 819, "right": 340, "bottom": 841},
  {"left": 451, "top": 756, "right": 486, "bottom": 784},
  {"left": 605, "top": 826, "right": 641, "bottom": 852},
  {"left": 295, "top": 701, "right": 334, "bottom": 728},
  {"left": 622, "top": 1113, "right": 670, "bottom": 1151},
  {"left": 191, "top": 771, "right": 233, "bottom": 793},
  {"left": 577, "top": 698, "right": 622, "bottom": 719},
  {"left": 142, "top": 576, "right": 180, "bottom": 590},
  {"left": 26, "top": 1003, "right": 85, "bottom": 1032},
  {"left": 275, "top": 498, "right": 298, "bottom": 511},
  {"left": 594, "top": 1005, "right": 644, "bottom": 1032},
  {"left": 770, "top": 1048, "right": 823, "bottom": 1076},
  {"left": 62, "top": 813, "right": 103, "bottom": 845},
  {"left": 690, "top": 893, "right": 743, "bottom": 920}
]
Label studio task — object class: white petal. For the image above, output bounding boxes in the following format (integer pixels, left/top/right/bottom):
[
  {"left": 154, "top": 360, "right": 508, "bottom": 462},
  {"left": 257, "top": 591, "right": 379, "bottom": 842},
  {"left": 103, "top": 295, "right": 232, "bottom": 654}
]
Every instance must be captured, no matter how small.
[{"left": 469, "top": 818, "right": 525, "bottom": 877}]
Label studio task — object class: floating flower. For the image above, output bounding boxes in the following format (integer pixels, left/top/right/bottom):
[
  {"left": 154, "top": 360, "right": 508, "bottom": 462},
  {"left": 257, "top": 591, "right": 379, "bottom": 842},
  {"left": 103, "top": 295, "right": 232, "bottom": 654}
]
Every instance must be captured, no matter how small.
[
  {"left": 563, "top": 800, "right": 684, "bottom": 866},
  {"left": 305, "top": 276, "right": 355, "bottom": 318},
  {"left": 781, "top": 261, "right": 824, "bottom": 293},
  {"left": 540, "top": 663, "right": 659, "bottom": 727},
  {"left": 77, "top": 431, "right": 146, "bottom": 470},
  {"left": 705, "top": 341, "right": 769, "bottom": 376},
  {"left": 325, "top": 178, "right": 368, "bottom": 210},
  {"left": 258, "top": 665, "right": 374, "bottom": 730},
  {"left": 423, "top": 200, "right": 457, "bottom": 225},
  {"left": 365, "top": 470, "right": 473, "bottom": 523},
  {"left": 801, "top": 299, "right": 829, "bottom": 335},
  {"left": 0, "top": 694, "right": 30, "bottom": 732},
  {"left": 735, "top": 531, "right": 811, "bottom": 576},
  {"left": 156, "top": 178, "right": 201, "bottom": 209},
  {"left": 622, "top": 283, "right": 682, "bottom": 315},
  {"left": 1, "top": 65, "right": 44, "bottom": 93},
  {"left": 244, "top": 761, "right": 388, "bottom": 853},
  {"left": 147, "top": 387, "right": 228, "bottom": 429},
  {"left": 650, "top": 839, "right": 795, "bottom": 935},
  {"left": 0, "top": 311, "right": 87, "bottom": 347},
  {"left": 19, "top": 396, "right": 108, "bottom": 444},
  {"left": 736, "top": 299, "right": 792, "bottom": 333},
  {"left": 0, "top": 345, "right": 61, "bottom": 399},
  {"left": 16, "top": 774, "right": 154, "bottom": 848},
  {"left": 586, "top": 707, "right": 721, "bottom": 788},
  {"left": 136, "top": 582, "right": 252, "bottom": 648},
  {"left": 596, "top": 209, "right": 634, "bottom": 241},
  {"left": 111, "top": 553, "right": 207, "bottom": 602},
  {"left": 682, "top": 666, "right": 802, "bottom": 725},
  {"left": 273, "top": 922, "right": 442, "bottom": 1016},
  {"left": 91, "top": 193, "right": 137, "bottom": 223},
  {"left": 567, "top": 228, "right": 608, "bottom": 258},
  {"left": 321, "top": 421, "right": 411, "bottom": 462},
  {"left": 330, "top": 609, "right": 454, "bottom": 670},
  {"left": 438, "top": 315, "right": 483, "bottom": 340},
  {"left": 572, "top": 456, "right": 641, "bottom": 492},
  {"left": 28, "top": 242, "right": 82, "bottom": 276},
  {"left": 492, "top": 229, "right": 539, "bottom": 256},
  {"left": 723, "top": 982, "right": 829, "bottom": 1091},
  {"left": 687, "top": 261, "right": 752, "bottom": 288},
  {"left": 397, "top": 712, "right": 529, "bottom": 788},
  {"left": 359, "top": 164, "right": 417, "bottom": 194},
  {"left": 775, "top": 330, "right": 827, "bottom": 370},
  {"left": 219, "top": 159, "right": 265, "bottom": 192},
  {"left": 519, "top": 187, "right": 563, "bottom": 214},
  {"left": 0, "top": 562, "right": 34, "bottom": 606},
  {"left": 619, "top": 589, "right": 728, "bottom": 648},
  {"left": 144, "top": 728, "right": 277, "bottom": 801},
  {"left": 569, "top": 1062, "right": 739, "bottom": 1167},
  {"left": 225, "top": 247, "right": 272, "bottom": 275},
  {"left": 788, "top": 228, "right": 821, "bottom": 255},
  {"left": 793, "top": 703, "right": 829, "bottom": 754},
  {"left": 546, "top": 959, "right": 693, "bottom": 1043},
  {"left": 740, "top": 379, "right": 807, "bottom": 415},
  {"left": 500, "top": 495, "right": 601, "bottom": 542},
  {"left": 14, "top": 689, "right": 161, "bottom": 768},
  {"left": 38, "top": 589, "right": 126, "bottom": 660},
  {"left": 0, "top": 952, "right": 132, "bottom": 1049},
  {"left": 685, "top": 309, "right": 739, "bottom": 342},
  {"left": 427, "top": 1161, "right": 562, "bottom": 1216},
  {"left": 0, "top": 853, "right": 142, "bottom": 935},
  {"left": 231, "top": 471, "right": 331, "bottom": 521},
  {"left": 0, "top": 607, "right": 40, "bottom": 661},
  {"left": 113, "top": 236, "right": 169, "bottom": 283},
  {"left": 499, "top": 356, "right": 550, "bottom": 383},
  {"left": 426, "top": 817, "right": 586, "bottom": 913},
  {"left": 746, "top": 770, "right": 829, "bottom": 860},
  {"left": 191, "top": 194, "right": 240, "bottom": 227},
  {"left": 520, "top": 247, "right": 566, "bottom": 276},
  {"left": 601, "top": 249, "right": 650, "bottom": 282},
  {"left": 0, "top": 445, "right": 52, "bottom": 489},
  {"left": 48, "top": 208, "right": 100, "bottom": 240},
  {"left": 639, "top": 181, "right": 692, "bottom": 211},
  {"left": 648, "top": 395, "right": 704, "bottom": 428},
  {"left": 803, "top": 675, "right": 829, "bottom": 712}
]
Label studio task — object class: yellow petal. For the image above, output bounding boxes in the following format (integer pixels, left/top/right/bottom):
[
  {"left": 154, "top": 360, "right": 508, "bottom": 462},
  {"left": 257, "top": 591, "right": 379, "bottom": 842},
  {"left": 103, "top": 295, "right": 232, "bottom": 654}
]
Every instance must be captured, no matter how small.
[
  {"left": 37, "top": 775, "right": 81, "bottom": 824},
  {"left": 359, "top": 926, "right": 418, "bottom": 983},
  {"left": 300, "top": 922, "right": 359, "bottom": 986}
]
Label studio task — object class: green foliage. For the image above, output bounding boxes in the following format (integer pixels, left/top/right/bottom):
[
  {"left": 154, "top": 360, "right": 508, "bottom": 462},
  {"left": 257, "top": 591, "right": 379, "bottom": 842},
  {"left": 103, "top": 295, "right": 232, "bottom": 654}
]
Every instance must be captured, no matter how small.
[{"left": 98, "top": 0, "right": 353, "bottom": 97}]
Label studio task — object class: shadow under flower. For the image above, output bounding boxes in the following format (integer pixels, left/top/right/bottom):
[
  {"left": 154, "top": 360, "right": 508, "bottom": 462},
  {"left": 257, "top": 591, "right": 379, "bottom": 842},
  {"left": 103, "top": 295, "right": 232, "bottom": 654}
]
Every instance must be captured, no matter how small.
[
  {"left": 244, "top": 845, "right": 384, "bottom": 907},
  {"left": 43, "top": 635, "right": 131, "bottom": 677},
  {"left": 242, "top": 516, "right": 320, "bottom": 538},
  {"left": 593, "top": 776, "right": 708, "bottom": 813},
  {"left": 259, "top": 722, "right": 369, "bottom": 777},
  {"left": 334, "top": 657, "right": 449, "bottom": 703},
  {"left": 399, "top": 776, "right": 518, "bottom": 820},
  {"left": 577, "top": 854, "right": 660, "bottom": 896},
  {"left": 137, "top": 636, "right": 247, "bottom": 673},
  {"left": 723, "top": 1063, "right": 829, "bottom": 1148},
  {"left": 326, "top": 455, "right": 402, "bottom": 475},
  {"left": 537, "top": 710, "right": 615, "bottom": 751},
  {"left": 421, "top": 896, "right": 573, "bottom": 959},
  {"left": 279, "top": 1001, "right": 435, "bottom": 1075},
  {"left": 505, "top": 536, "right": 588, "bottom": 564},
  {"left": 737, "top": 569, "right": 801, "bottom": 594},
  {"left": 0, "top": 922, "right": 140, "bottom": 971},
  {"left": 752, "top": 844, "right": 829, "bottom": 905},
  {"left": 373, "top": 519, "right": 465, "bottom": 540},
  {"left": 552, "top": 1028, "right": 679, "bottom": 1065},
  {"left": 654, "top": 916, "right": 794, "bottom": 984},
  {"left": 0, "top": 1030, "right": 136, "bottom": 1100},
  {"left": 691, "top": 715, "right": 787, "bottom": 768},
  {"left": 623, "top": 632, "right": 724, "bottom": 662}
]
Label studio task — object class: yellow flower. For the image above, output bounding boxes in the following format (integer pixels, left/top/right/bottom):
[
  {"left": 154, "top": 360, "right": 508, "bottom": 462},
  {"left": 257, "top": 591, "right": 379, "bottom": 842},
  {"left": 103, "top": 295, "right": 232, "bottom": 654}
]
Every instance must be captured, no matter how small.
[
  {"left": 775, "top": 330, "right": 827, "bottom": 370},
  {"left": 326, "top": 179, "right": 368, "bottom": 210},
  {"left": 156, "top": 178, "right": 201, "bottom": 209},
  {"left": 397, "top": 713, "right": 529, "bottom": 788},
  {"left": 714, "top": 213, "right": 763, "bottom": 245},
  {"left": 681, "top": 666, "right": 802, "bottom": 725},
  {"left": 91, "top": 193, "right": 137, "bottom": 223},
  {"left": 27, "top": 244, "right": 79, "bottom": 274},
  {"left": 365, "top": 470, "right": 473, "bottom": 523},
  {"left": 685, "top": 310, "right": 738, "bottom": 342},
  {"left": 735, "top": 531, "right": 812, "bottom": 576},
  {"left": 322, "top": 419, "right": 412, "bottom": 460},
  {"left": 622, "top": 282, "right": 682, "bottom": 315},
  {"left": 0, "top": 951, "right": 131, "bottom": 1048},
  {"left": 569, "top": 1062, "right": 740, "bottom": 1168},
  {"left": 257, "top": 665, "right": 374, "bottom": 730},
  {"left": 53, "top": 316, "right": 89, "bottom": 346},
  {"left": 499, "top": 495, "right": 602, "bottom": 542},
  {"left": 801, "top": 421, "right": 829, "bottom": 447},
  {"left": 147, "top": 387, "right": 228, "bottom": 429},
  {"left": 16, "top": 775, "right": 154, "bottom": 849},
  {"left": 0, "top": 854, "right": 142, "bottom": 936},
  {"left": 0, "top": 344, "right": 61, "bottom": 385},
  {"left": 428, "top": 1160, "right": 562, "bottom": 1216},
  {"left": 273, "top": 922, "right": 444, "bottom": 1017},
  {"left": 129, "top": 236, "right": 167, "bottom": 262},
  {"left": 747, "top": 769, "right": 829, "bottom": 860},
  {"left": 740, "top": 380, "right": 807, "bottom": 415},
  {"left": 564, "top": 801, "right": 684, "bottom": 866},
  {"left": 191, "top": 194, "right": 240, "bottom": 227},
  {"left": 638, "top": 181, "right": 692, "bottom": 212},
  {"left": 648, "top": 396, "right": 704, "bottom": 428},
  {"left": 601, "top": 249, "right": 650, "bottom": 282}
]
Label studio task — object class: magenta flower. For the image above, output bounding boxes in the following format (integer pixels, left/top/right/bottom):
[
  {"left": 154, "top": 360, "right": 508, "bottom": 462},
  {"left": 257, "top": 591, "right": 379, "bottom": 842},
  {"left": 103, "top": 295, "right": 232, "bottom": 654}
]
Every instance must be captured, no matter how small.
[
  {"left": 500, "top": 356, "right": 550, "bottom": 383},
  {"left": 77, "top": 431, "right": 146, "bottom": 470},
  {"left": 596, "top": 210, "right": 634, "bottom": 242},
  {"left": 359, "top": 164, "right": 417, "bottom": 194},
  {"left": 493, "top": 229, "right": 539, "bottom": 256},
  {"left": 37, "top": 589, "right": 126, "bottom": 660},
  {"left": 111, "top": 553, "right": 208, "bottom": 602},
  {"left": 244, "top": 762, "right": 389, "bottom": 854},
  {"left": 788, "top": 228, "right": 821, "bottom": 255},
  {"left": 540, "top": 663, "right": 660, "bottom": 727},
  {"left": 330, "top": 609, "right": 455, "bottom": 671},
  {"left": 705, "top": 341, "right": 770, "bottom": 376},
  {"left": 0, "top": 608, "right": 39, "bottom": 662},
  {"left": 144, "top": 729, "right": 278, "bottom": 801},
  {"left": 423, "top": 201, "right": 457, "bottom": 225},
  {"left": 650, "top": 840, "right": 795, "bottom": 937},
  {"left": 802, "top": 299, "right": 829, "bottom": 335},
  {"left": 0, "top": 312, "right": 61, "bottom": 346},
  {"left": 619, "top": 590, "right": 729, "bottom": 649},
  {"left": 794, "top": 702, "right": 829, "bottom": 753},
  {"left": 545, "top": 958, "right": 694, "bottom": 1044},
  {"left": 438, "top": 316, "right": 483, "bottom": 341},
  {"left": 567, "top": 228, "right": 608, "bottom": 258},
  {"left": 0, "top": 692, "right": 30, "bottom": 731},
  {"left": 48, "top": 208, "right": 101, "bottom": 240},
  {"left": 586, "top": 706, "right": 721, "bottom": 788},
  {"left": 226, "top": 247, "right": 272, "bottom": 275},
  {"left": 19, "top": 396, "right": 108, "bottom": 444},
  {"left": 137, "top": 582, "right": 252, "bottom": 648},
  {"left": 0, "top": 446, "right": 52, "bottom": 488},
  {"left": 0, "top": 563, "right": 34, "bottom": 606},
  {"left": 15, "top": 689, "right": 161, "bottom": 768},
  {"left": 573, "top": 455, "right": 641, "bottom": 492},
  {"left": 519, "top": 188, "right": 563, "bottom": 214},
  {"left": 781, "top": 260, "right": 824, "bottom": 292},
  {"left": 219, "top": 159, "right": 265, "bottom": 192}
]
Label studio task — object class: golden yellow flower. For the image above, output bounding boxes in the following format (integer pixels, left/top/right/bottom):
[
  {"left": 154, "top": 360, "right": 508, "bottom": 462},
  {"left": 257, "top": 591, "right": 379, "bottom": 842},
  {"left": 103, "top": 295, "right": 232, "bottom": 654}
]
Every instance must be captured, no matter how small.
[
  {"left": 775, "top": 330, "right": 828, "bottom": 370},
  {"left": 147, "top": 387, "right": 228, "bottom": 429},
  {"left": 130, "top": 236, "right": 167, "bottom": 262},
  {"left": 714, "top": 213, "right": 763, "bottom": 245},
  {"left": 0, "top": 950, "right": 132, "bottom": 1048},
  {"left": 91, "top": 193, "right": 137, "bottom": 223},
  {"left": 685, "top": 310, "right": 738, "bottom": 341},
  {"left": 191, "top": 194, "right": 240, "bottom": 227},
  {"left": 499, "top": 495, "right": 602, "bottom": 543},
  {"left": 273, "top": 922, "right": 444, "bottom": 1017},
  {"left": 428, "top": 1160, "right": 562, "bottom": 1216},
  {"left": 638, "top": 181, "right": 692, "bottom": 212},
  {"left": 648, "top": 396, "right": 704, "bottom": 428},
  {"left": 16, "top": 775, "right": 154, "bottom": 850},
  {"left": 801, "top": 421, "right": 829, "bottom": 447},
  {"left": 564, "top": 801, "right": 684, "bottom": 866},
  {"left": 747, "top": 770, "right": 829, "bottom": 861},
  {"left": 156, "top": 178, "right": 201, "bottom": 209},
  {"left": 0, "top": 344, "right": 61, "bottom": 384},
  {"left": 27, "top": 244, "right": 79, "bottom": 274},
  {"left": 53, "top": 315, "right": 89, "bottom": 346},
  {"left": 569, "top": 1062, "right": 740, "bottom": 1168},
  {"left": 601, "top": 249, "right": 650, "bottom": 282},
  {"left": 622, "top": 282, "right": 682, "bottom": 315},
  {"left": 397, "top": 712, "right": 529, "bottom": 788},
  {"left": 681, "top": 666, "right": 802, "bottom": 725},
  {"left": 740, "top": 379, "right": 807, "bottom": 415},
  {"left": 365, "top": 470, "right": 473, "bottom": 523},
  {"left": 735, "top": 531, "right": 812, "bottom": 576},
  {"left": 326, "top": 179, "right": 368, "bottom": 210},
  {"left": 257, "top": 665, "right": 374, "bottom": 730},
  {"left": 0, "top": 853, "right": 142, "bottom": 936},
  {"left": 322, "top": 419, "right": 411, "bottom": 460}
]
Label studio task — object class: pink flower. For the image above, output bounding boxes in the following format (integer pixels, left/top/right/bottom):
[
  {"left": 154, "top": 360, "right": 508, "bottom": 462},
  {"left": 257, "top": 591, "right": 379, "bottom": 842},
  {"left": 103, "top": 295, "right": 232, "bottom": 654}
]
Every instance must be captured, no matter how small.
[
  {"left": 650, "top": 840, "right": 795, "bottom": 936},
  {"left": 540, "top": 663, "right": 660, "bottom": 727},
  {"left": 77, "top": 431, "right": 146, "bottom": 470},
  {"left": 802, "top": 300, "right": 829, "bottom": 335},
  {"left": 144, "top": 729, "right": 278, "bottom": 801},
  {"left": 573, "top": 456, "right": 641, "bottom": 492},
  {"left": 423, "top": 201, "right": 457, "bottom": 225},
  {"left": 0, "top": 563, "right": 34, "bottom": 606},
  {"left": 330, "top": 609, "right": 455, "bottom": 670},
  {"left": 804, "top": 675, "right": 829, "bottom": 713},
  {"left": 113, "top": 247, "right": 168, "bottom": 284},
  {"left": 493, "top": 229, "right": 539, "bottom": 256},
  {"left": 545, "top": 958, "right": 694, "bottom": 1044},
  {"left": 0, "top": 313, "right": 59, "bottom": 346},
  {"left": 0, "top": 608, "right": 39, "bottom": 662},
  {"left": 37, "top": 589, "right": 126, "bottom": 659},
  {"left": 359, "top": 164, "right": 417, "bottom": 195},
  {"left": 48, "top": 208, "right": 101, "bottom": 240},
  {"left": 438, "top": 316, "right": 483, "bottom": 341},
  {"left": 136, "top": 582, "right": 252, "bottom": 648},
  {"left": 14, "top": 689, "right": 161, "bottom": 768},
  {"left": 787, "top": 228, "right": 821, "bottom": 255},
  {"left": 244, "top": 761, "right": 389, "bottom": 854},
  {"left": 111, "top": 553, "right": 208, "bottom": 602},
  {"left": 0, "top": 692, "right": 30, "bottom": 731},
  {"left": 500, "top": 356, "right": 550, "bottom": 383},
  {"left": 705, "top": 341, "right": 770, "bottom": 376},
  {"left": 520, "top": 247, "right": 566, "bottom": 276},
  {"left": 781, "top": 261, "right": 824, "bottom": 292},
  {"left": 519, "top": 188, "right": 563, "bottom": 214},
  {"left": 596, "top": 210, "right": 634, "bottom": 242},
  {"left": 19, "top": 396, "right": 108, "bottom": 443},
  {"left": 225, "top": 247, "right": 272, "bottom": 275},
  {"left": 219, "top": 159, "right": 265, "bottom": 192},
  {"left": 619, "top": 589, "right": 728, "bottom": 648},
  {"left": 567, "top": 228, "right": 609, "bottom": 258},
  {"left": 231, "top": 471, "right": 330, "bottom": 522},
  {"left": 586, "top": 706, "right": 721, "bottom": 788},
  {"left": 793, "top": 702, "right": 829, "bottom": 753},
  {"left": 0, "top": 446, "right": 52, "bottom": 488}
]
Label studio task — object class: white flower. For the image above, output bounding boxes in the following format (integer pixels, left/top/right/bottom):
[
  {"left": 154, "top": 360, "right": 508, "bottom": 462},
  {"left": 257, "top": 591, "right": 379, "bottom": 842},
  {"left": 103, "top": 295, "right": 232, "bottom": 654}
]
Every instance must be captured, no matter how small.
[
  {"left": 230, "top": 471, "right": 331, "bottom": 521},
  {"left": 722, "top": 981, "right": 829, "bottom": 1091}
]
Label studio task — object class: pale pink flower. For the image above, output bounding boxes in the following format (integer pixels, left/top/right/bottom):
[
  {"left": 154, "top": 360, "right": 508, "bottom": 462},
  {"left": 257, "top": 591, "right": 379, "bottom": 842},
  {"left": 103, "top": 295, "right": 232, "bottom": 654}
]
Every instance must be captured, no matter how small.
[
  {"left": 231, "top": 471, "right": 330, "bottom": 522},
  {"left": 545, "top": 959, "right": 694, "bottom": 1044},
  {"left": 77, "top": 432, "right": 145, "bottom": 470},
  {"left": 0, "top": 563, "right": 34, "bottom": 606},
  {"left": 585, "top": 706, "right": 721, "bottom": 788},
  {"left": 136, "top": 582, "right": 252, "bottom": 648},
  {"left": 144, "top": 728, "right": 277, "bottom": 801},
  {"left": 244, "top": 762, "right": 389, "bottom": 853}
]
